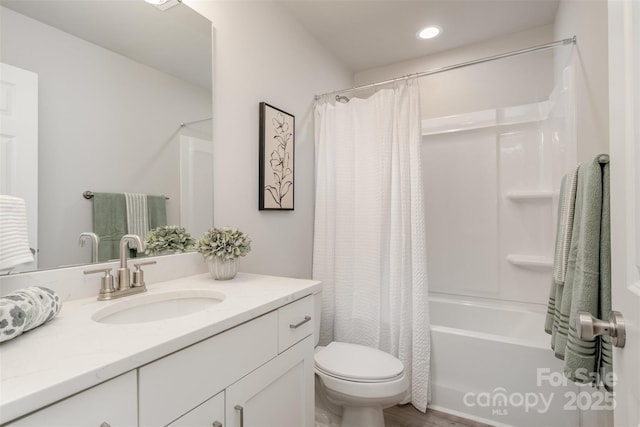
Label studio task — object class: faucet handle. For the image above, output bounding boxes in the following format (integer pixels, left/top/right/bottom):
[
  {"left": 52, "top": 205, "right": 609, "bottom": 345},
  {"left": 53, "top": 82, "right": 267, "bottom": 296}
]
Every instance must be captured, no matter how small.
[
  {"left": 132, "top": 261, "right": 156, "bottom": 288},
  {"left": 84, "top": 267, "right": 115, "bottom": 298}
]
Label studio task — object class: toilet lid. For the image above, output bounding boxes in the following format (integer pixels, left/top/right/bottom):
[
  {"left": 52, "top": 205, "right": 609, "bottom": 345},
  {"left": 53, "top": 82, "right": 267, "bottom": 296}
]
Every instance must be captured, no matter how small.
[{"left": 314, "top": 342, "right": 404, "bottom": 382}]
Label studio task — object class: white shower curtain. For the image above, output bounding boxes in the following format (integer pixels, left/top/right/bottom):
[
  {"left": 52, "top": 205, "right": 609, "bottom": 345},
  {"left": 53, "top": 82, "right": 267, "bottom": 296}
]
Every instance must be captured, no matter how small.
[{"left": 313, "top": 79, "right": 430, "bottom": 412}]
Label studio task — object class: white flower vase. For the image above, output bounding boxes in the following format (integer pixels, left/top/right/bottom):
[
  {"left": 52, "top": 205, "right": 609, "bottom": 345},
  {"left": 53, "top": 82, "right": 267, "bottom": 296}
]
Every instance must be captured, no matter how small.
[{"left": 207, "top": 256, "right": 238, "bottom": 280}]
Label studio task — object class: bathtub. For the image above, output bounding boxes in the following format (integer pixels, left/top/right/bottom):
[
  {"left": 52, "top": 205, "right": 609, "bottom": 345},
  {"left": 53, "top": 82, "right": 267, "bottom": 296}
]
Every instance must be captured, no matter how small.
[{"left": 429, "top": 295, "right": 591, "bottom": 427}]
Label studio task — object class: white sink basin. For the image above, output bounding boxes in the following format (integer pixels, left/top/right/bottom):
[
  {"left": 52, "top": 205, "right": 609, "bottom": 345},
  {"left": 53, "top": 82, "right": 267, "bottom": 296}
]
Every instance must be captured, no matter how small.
[{"left": 92, "top": 289, "right": 225, "bottom": 324}]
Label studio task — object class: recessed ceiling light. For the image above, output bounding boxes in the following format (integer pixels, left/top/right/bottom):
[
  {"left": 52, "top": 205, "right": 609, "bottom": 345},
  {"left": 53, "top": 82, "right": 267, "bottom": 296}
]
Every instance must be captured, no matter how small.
[
  {"left": 144, "top": 0, "right": 181, "bottom": 11},
  {"left": 417, "top": 26, "right": 442, "bottom": 40}
]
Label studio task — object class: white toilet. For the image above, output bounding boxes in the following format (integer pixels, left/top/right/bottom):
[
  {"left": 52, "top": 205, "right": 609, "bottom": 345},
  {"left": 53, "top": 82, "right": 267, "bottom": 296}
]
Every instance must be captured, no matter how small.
[{"left": 313, "top": 294, "right": 409, "bottom": 427}]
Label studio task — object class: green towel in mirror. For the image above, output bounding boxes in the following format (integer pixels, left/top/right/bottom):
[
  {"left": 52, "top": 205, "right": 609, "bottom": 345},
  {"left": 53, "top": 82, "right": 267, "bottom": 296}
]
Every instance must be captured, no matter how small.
[{"left": 92, "top": 192, "right": 127, "bottom": 262}]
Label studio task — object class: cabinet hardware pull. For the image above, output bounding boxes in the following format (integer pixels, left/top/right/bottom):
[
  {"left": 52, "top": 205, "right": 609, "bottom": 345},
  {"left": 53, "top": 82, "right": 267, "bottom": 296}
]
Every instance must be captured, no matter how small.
[
  {"left": 212, "top": 421, "right": 223, "bottom": 427},
  {"left": 234, "top": 404, "right": 244, "bottom": 427},
  {"left": 289, "top": 316, "right": 311, "bottom": 329},
  {"left": 100, "top": 423, "right": 111, "bottom": 427}
]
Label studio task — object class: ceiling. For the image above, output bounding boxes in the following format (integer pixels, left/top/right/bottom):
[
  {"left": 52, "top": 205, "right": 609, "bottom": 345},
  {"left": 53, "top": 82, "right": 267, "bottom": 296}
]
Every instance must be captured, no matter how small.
[
  {"left": 279, "top": 0, "right": 561, "bottom": 72},
  {"left": 0, "top": 0, "right": 212, "bottom": 89},
  {"left": 1, "top": 0, "right": 560, "bottom": 83}
]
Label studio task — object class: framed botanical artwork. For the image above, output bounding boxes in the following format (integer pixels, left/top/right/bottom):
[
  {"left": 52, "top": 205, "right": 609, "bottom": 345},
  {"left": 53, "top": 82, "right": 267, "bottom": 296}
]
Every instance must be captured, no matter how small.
[{"left": 259, "top": 102, "right": 295, "bottom": 210}]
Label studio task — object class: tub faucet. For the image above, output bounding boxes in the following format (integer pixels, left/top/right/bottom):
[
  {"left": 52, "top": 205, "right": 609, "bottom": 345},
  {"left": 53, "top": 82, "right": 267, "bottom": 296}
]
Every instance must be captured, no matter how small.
[{"left": 118, "top": 234, "right": 145, "bottom": 290}]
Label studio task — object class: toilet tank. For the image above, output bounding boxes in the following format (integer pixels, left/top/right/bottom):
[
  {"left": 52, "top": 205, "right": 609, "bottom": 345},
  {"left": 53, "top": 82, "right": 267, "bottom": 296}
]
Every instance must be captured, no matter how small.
[{"left": 313, "top": 291, "right": 322, "bottom": 346}]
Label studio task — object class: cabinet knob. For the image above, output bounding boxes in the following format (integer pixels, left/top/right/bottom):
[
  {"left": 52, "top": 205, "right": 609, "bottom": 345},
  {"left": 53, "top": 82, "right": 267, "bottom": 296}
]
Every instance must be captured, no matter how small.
[
  {"left": 234, "top": 405, "right": 244, "bottom": 427},
  {"left": 212, "top": 421, "right": 223, "bottom": 427}
]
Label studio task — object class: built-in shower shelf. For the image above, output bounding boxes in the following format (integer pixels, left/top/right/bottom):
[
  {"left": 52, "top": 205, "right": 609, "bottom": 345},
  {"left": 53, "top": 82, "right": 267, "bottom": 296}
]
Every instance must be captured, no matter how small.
[
  {"left": 505, "top": 190, "right": 557, "bottom": 201},
  {"left": 506, "top": 254, "right": 553, "bottom": 269}
]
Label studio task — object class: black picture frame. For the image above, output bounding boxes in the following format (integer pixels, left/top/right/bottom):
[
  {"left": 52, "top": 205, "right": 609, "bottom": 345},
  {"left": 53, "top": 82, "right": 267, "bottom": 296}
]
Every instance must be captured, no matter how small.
[{"left": 259, "top": 102, "right": 295, "bottom": 210}]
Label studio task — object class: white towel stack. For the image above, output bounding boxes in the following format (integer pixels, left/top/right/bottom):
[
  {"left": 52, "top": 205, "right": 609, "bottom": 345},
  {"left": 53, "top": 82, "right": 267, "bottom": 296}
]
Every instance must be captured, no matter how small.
[
  {"left": 125, "top": 193, "right": 149, "bottom": 248},
  {"left": 0, "top": 195, "right": 34, "bottom": 271}
]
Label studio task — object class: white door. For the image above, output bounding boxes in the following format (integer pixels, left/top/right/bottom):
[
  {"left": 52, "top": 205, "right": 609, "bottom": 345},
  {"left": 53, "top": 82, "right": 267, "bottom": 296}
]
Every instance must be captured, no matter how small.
[
  {"left": 0, "top": 63, "right": 38, "bottom": 272},
  {"left": 608, "top": 1, "right": 640, "bottom": 426},
  {"left": 180, "top": 135, "right": 213, "bottom": 238}
]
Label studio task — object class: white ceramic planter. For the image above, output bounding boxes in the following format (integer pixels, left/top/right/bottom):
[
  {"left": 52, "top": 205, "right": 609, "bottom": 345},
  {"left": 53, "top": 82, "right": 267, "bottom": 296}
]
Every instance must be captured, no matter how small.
[{"left": 207, "top": 256, "right": 238, "bottom": 280}]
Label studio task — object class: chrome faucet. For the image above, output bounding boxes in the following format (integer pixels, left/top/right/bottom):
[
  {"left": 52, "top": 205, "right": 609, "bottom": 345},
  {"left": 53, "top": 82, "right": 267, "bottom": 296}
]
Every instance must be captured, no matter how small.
[
  {"left": 78, "top": 232, "right": 100, "bottom": 263},
  {"left": 84, "top": 234, "right": 155, "bottom": 301}
]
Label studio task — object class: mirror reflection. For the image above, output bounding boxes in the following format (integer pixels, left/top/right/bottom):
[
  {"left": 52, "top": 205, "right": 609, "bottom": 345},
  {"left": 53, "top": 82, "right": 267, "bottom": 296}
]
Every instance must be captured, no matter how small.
[{"left": 0, "top": 0, "right": 213, "bottom": 273}]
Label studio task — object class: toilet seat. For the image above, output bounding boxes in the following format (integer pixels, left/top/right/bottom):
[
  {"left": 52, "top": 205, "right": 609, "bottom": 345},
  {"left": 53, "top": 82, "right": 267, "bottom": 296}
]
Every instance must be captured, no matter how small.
[{"left": 315, "top": 342, "right": 404, "bottom": 383}]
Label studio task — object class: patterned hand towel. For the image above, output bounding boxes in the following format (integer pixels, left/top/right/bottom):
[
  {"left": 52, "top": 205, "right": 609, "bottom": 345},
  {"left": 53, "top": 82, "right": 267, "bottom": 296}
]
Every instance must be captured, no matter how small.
[
  {"left": 0, "top": 286, "right": 61, "bottom": 343},
  {"left": 553, "top": 166, "right": 579, "bottom": 285},
  {"left": 545, "top": 176, "right": 566, "bottom": 335},
  {"left": 545, "top": 166, "right": 578, "bottom": 338},
  {"left": 0, "top": 195, "right": 34, "bottom": 271}
]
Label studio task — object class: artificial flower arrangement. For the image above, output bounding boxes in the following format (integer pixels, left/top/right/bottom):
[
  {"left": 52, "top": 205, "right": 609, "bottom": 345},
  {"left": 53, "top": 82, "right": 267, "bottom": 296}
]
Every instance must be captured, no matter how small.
[
  {"left": 144, "top": 225, "right": 196, "bottom": 256},
  {"left": 197, "top": 227, "right": 252, "bottom": 260}
]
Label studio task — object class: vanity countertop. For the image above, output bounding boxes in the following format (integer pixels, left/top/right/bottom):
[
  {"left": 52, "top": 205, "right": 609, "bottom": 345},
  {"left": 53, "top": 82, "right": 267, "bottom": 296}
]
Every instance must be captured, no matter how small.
[{"left": 0, "top": 272, "right": 321, "bottom": 424}]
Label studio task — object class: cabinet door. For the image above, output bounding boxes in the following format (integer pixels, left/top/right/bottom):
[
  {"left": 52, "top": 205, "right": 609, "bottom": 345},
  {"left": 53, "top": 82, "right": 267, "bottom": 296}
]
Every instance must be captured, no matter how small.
[
  {"left": 226, "top": 335, "right": 314, "bottom": 427},
  {"left": 139, "top": 312, "right": 278, "bottom": 427},
  {"left": 168, "top": 391, "right": 224, "bottom": 427},
  {"left": 6, "top": 371, "right": 137, "bottom": 427}
]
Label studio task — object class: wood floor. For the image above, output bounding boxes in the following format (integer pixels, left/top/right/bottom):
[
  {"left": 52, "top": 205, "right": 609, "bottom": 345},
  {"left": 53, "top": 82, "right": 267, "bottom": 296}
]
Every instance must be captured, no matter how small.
[{"left": 383, "top": 404, "right": 494, "bottom": 427}]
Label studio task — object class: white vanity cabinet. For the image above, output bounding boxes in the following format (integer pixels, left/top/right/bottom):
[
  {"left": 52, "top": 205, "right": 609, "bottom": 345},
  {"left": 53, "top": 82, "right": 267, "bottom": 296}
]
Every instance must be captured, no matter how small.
[
  {"left": 139, "top": 295, "right": 315, "bottom": 427},
  {"left": 226, "top": 335, "right": 314, "bottom": 427},
  {"left": 138, "top": 311, "right": 279, "bottom": 426},
  {"left": 225, "top": 295, "right": 314, "bottom": 427},
  {"left": 5, "top": 371, "right": 137, "bottom": 427},
  {"left": 1, "top": 288, "right": 317, "bottom": 427}
]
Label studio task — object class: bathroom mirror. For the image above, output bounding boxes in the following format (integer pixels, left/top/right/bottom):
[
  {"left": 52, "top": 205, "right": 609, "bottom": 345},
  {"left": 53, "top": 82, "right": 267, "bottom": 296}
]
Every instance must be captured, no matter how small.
[{"left": 0, "top": 0, "right": 213, "bottom": 273}]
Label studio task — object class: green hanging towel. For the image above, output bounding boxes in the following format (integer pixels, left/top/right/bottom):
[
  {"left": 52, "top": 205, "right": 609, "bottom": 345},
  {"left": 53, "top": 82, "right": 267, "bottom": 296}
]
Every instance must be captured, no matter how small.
[
  {"left": 92, "top": 192, "right": 127, "bottom": 262},
  {"left": 147, "top": 195, "right": 167, "bottom": 229},
  {"left": 557, "top": 156, "right": 611, "bottom": 388}
]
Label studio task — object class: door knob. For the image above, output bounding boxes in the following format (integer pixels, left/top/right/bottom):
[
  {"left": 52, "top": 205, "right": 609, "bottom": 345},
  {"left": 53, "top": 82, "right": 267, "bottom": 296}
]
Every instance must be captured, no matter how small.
[{"left": 576, "top": 311, "right": 626, "bottom": 348}]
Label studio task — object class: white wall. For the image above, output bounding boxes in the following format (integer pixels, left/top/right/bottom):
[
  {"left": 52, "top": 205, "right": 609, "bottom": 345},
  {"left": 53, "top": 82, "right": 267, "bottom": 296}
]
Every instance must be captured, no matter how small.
[
  {"left": 185, "top": 1, "right": 352, "bottom": 279},
  {"left": 354, "top": 25, "right": 561, "bottom": 305},
  {"left": 554, "top": 0, "right": 609, "bottom": 162},
  {"left": 348, "top": 0, "right": 609, "bottom": 306},
  {"left": 355, "top": 25, "right": 556, "bottom": 119},
  {"left": 0, "top": 6, "right": 212, "bottom": 269}
]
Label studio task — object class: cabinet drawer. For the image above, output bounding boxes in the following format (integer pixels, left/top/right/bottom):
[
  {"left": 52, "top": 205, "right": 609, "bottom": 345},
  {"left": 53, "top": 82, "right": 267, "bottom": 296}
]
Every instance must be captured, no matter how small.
[
  {"left": 7, "top": 371, "right": 137, "bottom": 427},
  {"left": 278, "top": 295, "right": 314, "bottom": 353},
  {"left": 139, "top": 312, "right": 278, "bottom": 427}
]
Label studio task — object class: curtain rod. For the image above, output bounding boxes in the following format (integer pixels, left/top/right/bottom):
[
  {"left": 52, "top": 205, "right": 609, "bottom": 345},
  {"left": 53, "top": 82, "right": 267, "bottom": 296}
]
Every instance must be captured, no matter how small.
[
  {"left": 180, "top": 117, "right": 212, "bottom": 128},
  {"left": 315, "top": 36, "right": 576, "bottom": 100}
]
